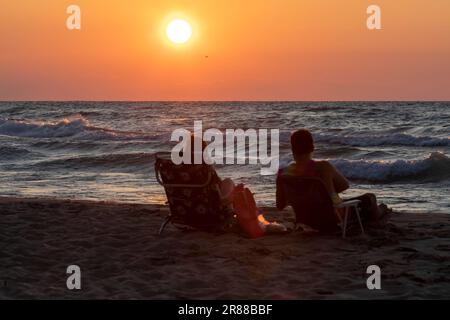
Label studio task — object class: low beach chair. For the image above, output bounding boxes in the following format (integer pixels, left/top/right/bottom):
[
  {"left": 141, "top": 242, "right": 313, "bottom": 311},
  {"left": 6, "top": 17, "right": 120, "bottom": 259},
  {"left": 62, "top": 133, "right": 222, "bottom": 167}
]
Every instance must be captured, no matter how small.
[
  {"left": 278, "top": 175, "right": 365, "bottom": 238},
  {"left": 154, "top": 152, "right": 232, "bottom": 234}
]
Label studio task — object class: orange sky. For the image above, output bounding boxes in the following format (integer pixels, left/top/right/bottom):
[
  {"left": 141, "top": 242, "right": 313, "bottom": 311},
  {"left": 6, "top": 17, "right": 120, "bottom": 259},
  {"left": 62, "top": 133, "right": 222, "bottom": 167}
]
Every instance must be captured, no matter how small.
[{"left": 1, "top": 0, "right": 450, "bottom": 100}]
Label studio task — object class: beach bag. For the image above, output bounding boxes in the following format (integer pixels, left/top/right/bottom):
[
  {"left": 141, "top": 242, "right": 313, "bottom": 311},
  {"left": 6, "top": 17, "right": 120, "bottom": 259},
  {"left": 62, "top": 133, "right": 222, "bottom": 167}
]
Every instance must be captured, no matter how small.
[{"left": 232, "top": 185, "right": 265, "bottom": 239}]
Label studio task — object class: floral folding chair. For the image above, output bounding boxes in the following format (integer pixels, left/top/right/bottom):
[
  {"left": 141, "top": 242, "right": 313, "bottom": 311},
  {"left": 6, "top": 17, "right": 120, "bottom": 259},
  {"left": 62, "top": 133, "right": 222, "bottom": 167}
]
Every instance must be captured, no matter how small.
[{"left": 155, "top": 152, "right": 233, "bottom": 234}]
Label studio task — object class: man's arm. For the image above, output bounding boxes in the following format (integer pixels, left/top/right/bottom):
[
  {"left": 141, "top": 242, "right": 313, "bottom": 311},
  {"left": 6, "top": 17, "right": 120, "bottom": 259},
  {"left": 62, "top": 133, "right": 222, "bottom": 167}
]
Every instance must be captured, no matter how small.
[
  {"left": 316, "top": 161, "right": 349, "bottom": 194},
  {"left": 331, "top": 163, "right": 350, "bottom": 193}
]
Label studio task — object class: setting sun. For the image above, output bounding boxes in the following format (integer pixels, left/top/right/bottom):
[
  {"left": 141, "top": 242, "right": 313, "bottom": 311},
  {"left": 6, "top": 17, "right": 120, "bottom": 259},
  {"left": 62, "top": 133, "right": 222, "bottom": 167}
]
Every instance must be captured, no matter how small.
[{"left": 166, "top": 19, "right": 192, "bottom": 44}]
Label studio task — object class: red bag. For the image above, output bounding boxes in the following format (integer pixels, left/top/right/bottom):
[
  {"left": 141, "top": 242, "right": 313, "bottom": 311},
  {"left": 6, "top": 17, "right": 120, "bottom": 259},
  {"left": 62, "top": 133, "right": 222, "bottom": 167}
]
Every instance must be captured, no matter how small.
[{"left": 232, "top": 186, "right": 265, "bottom": 239}]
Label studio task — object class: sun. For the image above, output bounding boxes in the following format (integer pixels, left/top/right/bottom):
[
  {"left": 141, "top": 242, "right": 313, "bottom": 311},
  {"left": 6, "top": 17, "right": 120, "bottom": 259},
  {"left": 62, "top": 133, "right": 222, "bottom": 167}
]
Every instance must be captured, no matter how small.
[{"left": 166, "top": 19, "right": 192, "bottom": 44}]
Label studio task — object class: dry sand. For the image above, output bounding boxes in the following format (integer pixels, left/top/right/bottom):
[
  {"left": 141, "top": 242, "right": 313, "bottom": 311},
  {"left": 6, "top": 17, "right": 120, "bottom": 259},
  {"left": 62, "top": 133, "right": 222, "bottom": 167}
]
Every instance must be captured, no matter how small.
[{"left": 1, "top": 197, "right": 449, "bottom": 299}]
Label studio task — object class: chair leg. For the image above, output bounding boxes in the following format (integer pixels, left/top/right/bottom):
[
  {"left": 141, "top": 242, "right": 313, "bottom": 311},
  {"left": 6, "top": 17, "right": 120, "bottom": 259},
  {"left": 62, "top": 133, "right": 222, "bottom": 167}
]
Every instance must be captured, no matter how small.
[
  {"left": 354, "top": 206, "right": 365, "bottom": 236},
  {"left": 342, "top": 207, "right": 349, "bottom": 238},
  {"left": 158, "top": 216, "right": 171, "bottom": 235}
]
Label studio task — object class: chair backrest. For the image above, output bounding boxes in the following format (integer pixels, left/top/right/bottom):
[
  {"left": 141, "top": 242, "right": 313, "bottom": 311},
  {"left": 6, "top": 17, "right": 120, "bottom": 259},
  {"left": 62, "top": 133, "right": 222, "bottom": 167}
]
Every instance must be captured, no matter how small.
[
  {"left": 278, "top": 175, "right": 339, "bottom": 232},
  {"left": 155, "top": 153, "right": 230, "bottom": 231}
]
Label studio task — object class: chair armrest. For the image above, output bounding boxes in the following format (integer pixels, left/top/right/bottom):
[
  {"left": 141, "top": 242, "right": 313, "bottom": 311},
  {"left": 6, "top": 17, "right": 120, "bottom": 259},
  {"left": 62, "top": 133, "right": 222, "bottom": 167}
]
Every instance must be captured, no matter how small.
[
  {"left": 334, "top": 199, "right": 361, "bottom": 209},
  {"left": 155, "top": 169, "right": 212, "bottom": 188}
]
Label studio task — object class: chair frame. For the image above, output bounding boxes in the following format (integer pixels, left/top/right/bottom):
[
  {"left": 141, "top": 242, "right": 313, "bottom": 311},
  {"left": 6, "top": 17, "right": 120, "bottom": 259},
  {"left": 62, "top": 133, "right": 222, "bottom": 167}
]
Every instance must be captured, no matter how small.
[
  {"left": 334, "top": 199, "right": 365, "bottom": 238},
  {"left": 155, "top": 152, "right": 213, "bottom": 234},
  {"left": 281, "top": 176, "right": 365, "bottom": 238}
]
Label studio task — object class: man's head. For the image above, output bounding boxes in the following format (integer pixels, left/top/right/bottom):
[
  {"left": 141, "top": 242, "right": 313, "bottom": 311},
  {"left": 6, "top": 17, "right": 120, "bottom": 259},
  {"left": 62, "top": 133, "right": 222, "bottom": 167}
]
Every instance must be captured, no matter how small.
[{"left": 291, "top": 129, "right": 314, "bottom": 159}]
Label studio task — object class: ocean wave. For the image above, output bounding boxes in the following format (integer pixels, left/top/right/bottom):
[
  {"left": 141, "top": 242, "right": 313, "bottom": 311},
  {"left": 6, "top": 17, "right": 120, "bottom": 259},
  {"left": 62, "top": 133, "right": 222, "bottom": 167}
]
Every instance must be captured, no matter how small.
[
  {"left": 315, "top": 133, "right": 450, "bottom": 147},
  {"left": 0, "top": 145, "right": 36, "bottom": 160},
  {"left": 314, "top": 146, "right": 362, "bottom": 158},
  {"left": 0, "top": 116, "right": 156, "bottom": 141},
  {"left": 33, "top": 152, "right": 155, "bottom": 171},
  {"left": 304, "top": 105, "right": 347, "bottom": 111},
  {"left": 332, "top": 152, "right": 450, "bottom": 182}
]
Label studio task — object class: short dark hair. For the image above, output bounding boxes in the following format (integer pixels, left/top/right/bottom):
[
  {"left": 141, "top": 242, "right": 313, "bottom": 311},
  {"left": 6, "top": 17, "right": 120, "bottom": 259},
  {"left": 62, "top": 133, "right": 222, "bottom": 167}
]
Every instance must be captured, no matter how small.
[{"left": 291, "top": 129, "right": 314, "bottom": 156}]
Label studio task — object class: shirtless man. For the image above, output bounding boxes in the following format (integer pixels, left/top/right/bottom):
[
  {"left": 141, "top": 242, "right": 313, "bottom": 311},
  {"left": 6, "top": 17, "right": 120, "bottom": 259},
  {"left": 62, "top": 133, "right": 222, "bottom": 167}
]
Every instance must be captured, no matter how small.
[{"left": 276, "top": 129, "right": 390, "bottom": 222}]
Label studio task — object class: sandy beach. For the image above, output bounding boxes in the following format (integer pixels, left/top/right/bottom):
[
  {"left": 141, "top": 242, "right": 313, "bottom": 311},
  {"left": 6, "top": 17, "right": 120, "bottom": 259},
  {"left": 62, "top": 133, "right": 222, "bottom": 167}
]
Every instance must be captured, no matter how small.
[{"left": 1, "top": 197, "right": 449, "bottom": 299}]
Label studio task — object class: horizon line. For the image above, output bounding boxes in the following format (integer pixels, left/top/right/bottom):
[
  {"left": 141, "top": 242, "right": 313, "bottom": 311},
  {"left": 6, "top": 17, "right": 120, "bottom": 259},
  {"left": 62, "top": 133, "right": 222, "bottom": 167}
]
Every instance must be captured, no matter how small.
[{"left": 1, "top": 100, "right": 450, "bottom": 103}]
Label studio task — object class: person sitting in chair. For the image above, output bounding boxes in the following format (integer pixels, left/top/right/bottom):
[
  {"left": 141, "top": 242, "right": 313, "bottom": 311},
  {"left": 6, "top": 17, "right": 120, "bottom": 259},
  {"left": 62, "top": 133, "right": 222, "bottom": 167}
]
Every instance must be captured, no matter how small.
[
  {"left": 276, "top": 129, "right": 391, "bottom": 223},
  {"left": 184, "top": 135, "right": 286, "bottom": 237}
]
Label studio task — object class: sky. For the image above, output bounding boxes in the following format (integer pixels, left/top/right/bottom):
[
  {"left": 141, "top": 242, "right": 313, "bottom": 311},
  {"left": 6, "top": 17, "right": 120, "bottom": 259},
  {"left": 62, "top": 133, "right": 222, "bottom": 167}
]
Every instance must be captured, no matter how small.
[{"left": 1, "top": 0, "right": 450, "bottom": 100}]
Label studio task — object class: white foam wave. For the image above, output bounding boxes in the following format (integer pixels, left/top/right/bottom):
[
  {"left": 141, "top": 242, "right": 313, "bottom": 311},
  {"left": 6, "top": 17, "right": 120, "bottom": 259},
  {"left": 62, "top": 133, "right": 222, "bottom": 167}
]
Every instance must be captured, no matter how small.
[
  {"left": 315, "top": 133, "right": 449, "bottom": 147},
  {"left": 331, "top": 152, "right": 450, "bottom": 182},
  {"left": 0, "top": 116, "right": 152, "bottom": 141}
]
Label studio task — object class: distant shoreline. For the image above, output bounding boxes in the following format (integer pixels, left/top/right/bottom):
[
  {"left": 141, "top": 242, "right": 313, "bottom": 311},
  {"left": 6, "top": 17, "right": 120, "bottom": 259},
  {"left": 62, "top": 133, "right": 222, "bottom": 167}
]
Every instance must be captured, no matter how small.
[{"left": 2, "top": 100, "right": 450, "bottom": 103}]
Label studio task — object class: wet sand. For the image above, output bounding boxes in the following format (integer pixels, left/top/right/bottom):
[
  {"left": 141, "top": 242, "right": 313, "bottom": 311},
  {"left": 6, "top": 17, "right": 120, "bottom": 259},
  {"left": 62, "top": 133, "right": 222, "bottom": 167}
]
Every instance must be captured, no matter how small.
[{"left": 1, "top": 197, "right": 449, "bottom": 299}]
